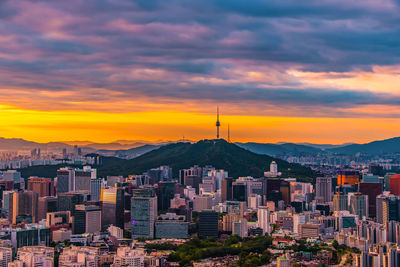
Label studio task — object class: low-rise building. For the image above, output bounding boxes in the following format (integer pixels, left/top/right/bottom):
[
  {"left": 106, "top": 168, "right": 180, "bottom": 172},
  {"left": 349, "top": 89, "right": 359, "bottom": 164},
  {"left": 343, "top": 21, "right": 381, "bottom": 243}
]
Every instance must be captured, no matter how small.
[
  {"left": 112, "top": 247, "right": 145, "bottom": 267},
  {"left": 155, "top": 213, "right": 188, "bottom": 239}
]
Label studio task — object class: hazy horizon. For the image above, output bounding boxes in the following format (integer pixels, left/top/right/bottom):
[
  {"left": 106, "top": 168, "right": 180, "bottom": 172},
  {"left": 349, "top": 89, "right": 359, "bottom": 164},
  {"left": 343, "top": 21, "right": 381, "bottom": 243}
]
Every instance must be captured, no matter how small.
[{"left": 2, "top": 135, "right": 393, "bottom": 146}]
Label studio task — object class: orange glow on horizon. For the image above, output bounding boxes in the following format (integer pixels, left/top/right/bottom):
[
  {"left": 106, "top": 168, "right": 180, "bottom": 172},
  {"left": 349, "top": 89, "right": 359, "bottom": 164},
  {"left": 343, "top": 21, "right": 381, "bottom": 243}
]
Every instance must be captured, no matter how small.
[{"left": 1, "top": 105, "right": 400, "bottom": 144}]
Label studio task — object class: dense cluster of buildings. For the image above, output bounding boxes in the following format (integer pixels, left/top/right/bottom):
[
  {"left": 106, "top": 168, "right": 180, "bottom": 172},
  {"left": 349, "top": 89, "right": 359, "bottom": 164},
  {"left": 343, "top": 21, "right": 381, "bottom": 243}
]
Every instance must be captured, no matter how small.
[
  {"left": 0, "top": 146, "right": 98, "bottom": 170},
  {"left": 0, "top": 154, "right": 400, "bottom": 266}
]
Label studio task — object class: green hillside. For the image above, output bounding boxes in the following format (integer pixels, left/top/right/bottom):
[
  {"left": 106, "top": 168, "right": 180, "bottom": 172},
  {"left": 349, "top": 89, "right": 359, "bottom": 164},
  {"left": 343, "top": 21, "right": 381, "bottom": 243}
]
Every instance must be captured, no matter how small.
[
  {"left": 97, "top": 139, "right": 315, "bottom": 182},
  {"left": 15, "top": 139, "right": 315, "bottom": 183}
]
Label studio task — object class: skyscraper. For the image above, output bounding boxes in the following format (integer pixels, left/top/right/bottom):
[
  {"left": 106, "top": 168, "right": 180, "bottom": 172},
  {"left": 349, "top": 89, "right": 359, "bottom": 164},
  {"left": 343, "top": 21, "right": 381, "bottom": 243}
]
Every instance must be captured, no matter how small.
[
  {"left": 390, "top": 174, "right": 400, "bottom": 196},
  {"left": 376, "top": 193, "right": 400, "bottom": 224},
  {"left": 232, "top": 182, "right": 247, "bottom": 202},
  {"left": 207, "top": 169, "right": 228, "bottom": 190},
  {"left": 221, "top": 177, "right": 234, "bottom": 202},
  {"left": 179, "top": 165, "right": 202, "bottom": 185},
  {"left": 146, "top": 166, "right": 172, "bottom": 184},
  {"left": 131, "top": 187, "right": 158, "bottom": 239},
  {"left": 56, "top": 167, "right": 96, "bottom": 194},
  {"left": 56, "top": 167, "right": 74, "bottom": 194},
  {"left": 57, "top": 192, "right": 86, "bottom": 216},
  {"left": 333, "top": 192, "right": 348, "bottom": 211},
  {"left": 349, "top": 193, "right": 368, "bottom": 219},
  {"left": 100, "top": 187, "right": 125, "bottom": 229},
  {"left": 359, "top": 182, "right": 382, "bottom": 217},
  {"left": 10, "top": 191, "right": 38, "bottom": 224},
  {"left": 157, "top": 181, "right": 175, "bottom": 211},
  {"left": 184, "top": 175, "right": 202, "bottom": 194},
  {"left": 73, "top": 205, "right": 102, "bottom": 234},
  {"left": 74, "top": 166, "right": 96, "bottom": 192},
  {"left": 280, "top": 180, "right": 291, "bottom": 205},
  {"left": 199, "top": 210, "right": 218, "bottom": 238},
  {"left": 90, "top": 178, "right": 103, "bottom": 202},
  {"left": 38, "top": 196, "right": 58, "bottom": 221},
  {"left": 257, "top": 206, "right": 271, "bottom": 235},
  {"left": 27, "top": 177, "right": 55, "bottom": 197},
  {"left": 316, "top": 177, "right": 332, "bottom": 203}
]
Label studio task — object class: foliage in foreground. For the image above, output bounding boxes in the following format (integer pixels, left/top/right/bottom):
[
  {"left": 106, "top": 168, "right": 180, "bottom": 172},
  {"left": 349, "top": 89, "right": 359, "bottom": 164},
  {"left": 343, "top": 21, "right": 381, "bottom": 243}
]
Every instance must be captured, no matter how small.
[{"left": 167, "top": 235, "right": 273, "bottom": 267}]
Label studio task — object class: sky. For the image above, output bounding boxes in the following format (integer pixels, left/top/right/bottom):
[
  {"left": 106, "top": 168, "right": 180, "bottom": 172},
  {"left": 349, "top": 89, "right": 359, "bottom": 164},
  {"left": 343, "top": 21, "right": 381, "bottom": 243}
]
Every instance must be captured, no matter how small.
[{"left": 1, "top": 0, "right": 400, "bottom": 144}]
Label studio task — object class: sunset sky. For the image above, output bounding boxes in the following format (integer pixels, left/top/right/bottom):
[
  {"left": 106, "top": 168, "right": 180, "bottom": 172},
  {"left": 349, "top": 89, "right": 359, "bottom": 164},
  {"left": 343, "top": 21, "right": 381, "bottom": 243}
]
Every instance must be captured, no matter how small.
[{"left": 1, "top": 0, "right": 400, "bottom": 144}]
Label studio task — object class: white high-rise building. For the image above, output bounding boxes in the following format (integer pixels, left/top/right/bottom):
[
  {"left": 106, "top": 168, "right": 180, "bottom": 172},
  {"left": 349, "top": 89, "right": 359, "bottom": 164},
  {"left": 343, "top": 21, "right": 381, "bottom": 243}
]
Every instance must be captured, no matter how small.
[
  {"left": 257, "top": 206, "right": 271, "bottom": 235},
  {"left": 270, "top": 161, "right": 278, "bottom": 174},
  {"left": 264, "top": 161, "right": 281, "bottom": 177}
]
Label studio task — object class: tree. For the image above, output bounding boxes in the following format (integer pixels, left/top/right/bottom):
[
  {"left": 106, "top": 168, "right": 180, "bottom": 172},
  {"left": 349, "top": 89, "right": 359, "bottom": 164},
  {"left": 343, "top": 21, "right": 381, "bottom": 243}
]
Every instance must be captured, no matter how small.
[
  {"left": 332, "top": 240, "right": 339, "bottom": 250},
  {"left": 225, "top": 235, "right": 242, "bottom": 246}
]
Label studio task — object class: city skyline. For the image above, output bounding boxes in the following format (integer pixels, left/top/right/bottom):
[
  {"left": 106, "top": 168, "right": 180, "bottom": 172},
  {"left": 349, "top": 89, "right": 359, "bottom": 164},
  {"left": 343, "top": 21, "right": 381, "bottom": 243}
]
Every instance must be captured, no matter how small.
[
  {"left": 2, "top": 1, "right": 400, "bottom": 266},
  {"left": 1, "top": 1, "right": 400, "bottom": 143}
]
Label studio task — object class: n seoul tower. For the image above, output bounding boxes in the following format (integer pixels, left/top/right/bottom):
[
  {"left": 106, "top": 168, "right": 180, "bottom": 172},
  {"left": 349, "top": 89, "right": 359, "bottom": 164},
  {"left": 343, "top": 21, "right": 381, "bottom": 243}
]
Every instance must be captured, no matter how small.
[{"left": 216, "top": 107, "right": 221, "bottom": 139}]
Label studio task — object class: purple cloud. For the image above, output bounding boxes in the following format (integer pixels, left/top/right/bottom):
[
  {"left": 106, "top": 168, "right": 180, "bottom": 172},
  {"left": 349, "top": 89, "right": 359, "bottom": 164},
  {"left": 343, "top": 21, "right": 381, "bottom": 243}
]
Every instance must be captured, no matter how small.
[{"left": 0, "top": 0, "right": 400, "bottom": 117}]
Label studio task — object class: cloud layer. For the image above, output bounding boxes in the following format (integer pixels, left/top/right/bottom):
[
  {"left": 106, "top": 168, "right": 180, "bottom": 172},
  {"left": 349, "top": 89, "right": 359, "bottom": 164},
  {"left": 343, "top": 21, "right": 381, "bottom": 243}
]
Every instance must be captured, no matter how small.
[{"left": 1, "top": 0, "right": 400, "bottom": 120}]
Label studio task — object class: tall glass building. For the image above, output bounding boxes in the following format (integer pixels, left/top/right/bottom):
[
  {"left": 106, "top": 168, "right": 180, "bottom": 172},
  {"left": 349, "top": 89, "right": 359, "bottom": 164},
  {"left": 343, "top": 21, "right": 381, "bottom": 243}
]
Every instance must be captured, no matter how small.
[
  {"left": 131, "top": 187, "right": 157, "bottom": 239},
  {"left": 100, "top": 187, "right": 124, "bottom": 230}
]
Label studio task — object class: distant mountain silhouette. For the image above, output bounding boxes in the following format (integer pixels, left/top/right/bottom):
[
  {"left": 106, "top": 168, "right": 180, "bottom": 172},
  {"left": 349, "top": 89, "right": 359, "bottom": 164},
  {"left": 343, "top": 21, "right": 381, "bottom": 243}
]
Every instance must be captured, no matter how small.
[
  {"left": 236, "top": 142, "right": 324, "bottom": 156},
  {"left": 326, "top": 137, "right": 400, "bottom": 155},
  {"left": 96, "top": 144, "right": 160, "bottom": 159},
  {"left": 296, "top": 143, "right": 354, "bottom": 150},
  {"left": 3, "top": 136, "right": 400, "bottom": 157}
]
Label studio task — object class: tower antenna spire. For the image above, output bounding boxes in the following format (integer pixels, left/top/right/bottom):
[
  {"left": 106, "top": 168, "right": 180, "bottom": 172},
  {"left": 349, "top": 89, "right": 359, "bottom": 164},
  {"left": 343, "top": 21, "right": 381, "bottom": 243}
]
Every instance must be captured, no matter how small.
[
  {"left": 228, "top": 124, "right": 230, "bottom": 142},
  {"left": 216, "top": 106, "right": 220, "bottom": 139}
]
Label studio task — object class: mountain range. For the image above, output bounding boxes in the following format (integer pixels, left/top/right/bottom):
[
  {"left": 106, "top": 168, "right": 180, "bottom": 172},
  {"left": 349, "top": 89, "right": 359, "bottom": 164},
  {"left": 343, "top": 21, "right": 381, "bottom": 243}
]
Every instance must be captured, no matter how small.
[
  {"left": 237, "top": 137, "right": 400, "bottom": 156},
  {"left": 2, "top": 136, "right": 400, "bottom": 157},
  {"left": 235, "top": 142, "right": 323, "bottom": 156}
]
